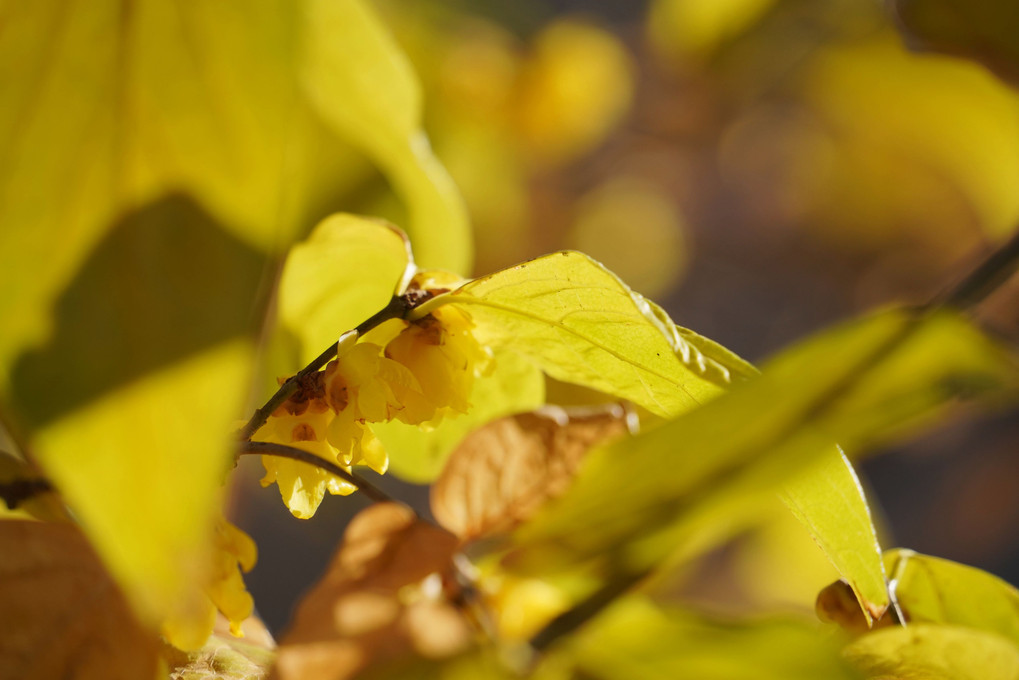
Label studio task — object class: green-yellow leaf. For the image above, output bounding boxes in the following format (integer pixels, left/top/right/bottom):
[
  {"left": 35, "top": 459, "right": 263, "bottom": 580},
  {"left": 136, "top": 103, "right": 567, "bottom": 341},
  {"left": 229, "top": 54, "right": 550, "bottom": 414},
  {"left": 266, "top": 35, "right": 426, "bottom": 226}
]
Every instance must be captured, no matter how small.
[
  {"left": 844, "top": 624, "right": 1019, "bottom": 680},
  {"left": 278, "top": 214, "right": 413, "bottom": 365},
  {"left": 885, "top": 548, "right": 1019, "bottom": 645},
  {"left": 566, "top": 596, "right": 857, "bottom": 680},
  {"left": 375, "top": 349, "right": 545, "bottom": 483},
  {"left": 299, "top": 0, "right": 471, "bottom": 274},
  {"left": 427, "top": 251, "right": 752, "bottom": 419},
  {"left": 31, "top": 341, "right": 252, "bottom": 627},
  {"left": 782, "top": 446, "right": 889, "bottom": 624},
  {"left": 506, "top": 309, "right": 1019, "bottom": 577}
]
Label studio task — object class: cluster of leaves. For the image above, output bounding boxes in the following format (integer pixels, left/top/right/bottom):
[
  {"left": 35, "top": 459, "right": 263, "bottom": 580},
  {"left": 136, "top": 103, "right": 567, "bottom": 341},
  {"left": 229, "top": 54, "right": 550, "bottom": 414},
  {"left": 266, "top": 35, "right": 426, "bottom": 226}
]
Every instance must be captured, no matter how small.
[{"left": 3, "top": 1, "right": 1019, "bottom": 679}]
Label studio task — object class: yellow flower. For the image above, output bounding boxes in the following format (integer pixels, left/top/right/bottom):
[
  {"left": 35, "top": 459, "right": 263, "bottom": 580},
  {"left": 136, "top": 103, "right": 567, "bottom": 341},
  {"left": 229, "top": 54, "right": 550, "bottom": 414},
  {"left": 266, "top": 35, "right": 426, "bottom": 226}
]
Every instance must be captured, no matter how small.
[
  {"left": 255, "top": 373, "right": 357, "bottom": 519},
  {"left": 162, "top": 517, "right": 257, "bottom": 649},
  {"left": 385, "top": 306, "right": 492, "bottom": 422}
]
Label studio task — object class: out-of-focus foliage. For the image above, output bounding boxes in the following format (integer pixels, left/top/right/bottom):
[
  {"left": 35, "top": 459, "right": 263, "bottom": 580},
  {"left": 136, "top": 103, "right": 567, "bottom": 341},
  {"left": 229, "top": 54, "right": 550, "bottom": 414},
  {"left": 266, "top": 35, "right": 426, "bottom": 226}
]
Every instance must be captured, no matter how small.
[
  {"left": 844, "top": 624, "right": 1019, "bottom": 680},
  {"left": 564, "top": 596, "right": 857, "bottom": 680},
  {"left": 507, "top": 309, "right": 1019, "bottom": 577},
  {"left": 0, "top": 0, "right": 469, "bottom": 653},
  {"left": 0, "top": 521, "right": 160, "bottom": 680}
]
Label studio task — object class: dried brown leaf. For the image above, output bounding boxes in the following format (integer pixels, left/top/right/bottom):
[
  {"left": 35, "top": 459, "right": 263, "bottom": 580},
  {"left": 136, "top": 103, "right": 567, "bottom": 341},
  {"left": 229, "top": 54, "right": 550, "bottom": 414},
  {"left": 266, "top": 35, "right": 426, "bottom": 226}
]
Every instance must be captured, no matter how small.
[
  {"left": 271, "top": 503, "right": 472, "bottom": 680},
  {"left": 430, "top": 405, "right": 631, "bottom": 540},
  {"left": 0, "top": 519, "right": 160, "bottom": 680}
]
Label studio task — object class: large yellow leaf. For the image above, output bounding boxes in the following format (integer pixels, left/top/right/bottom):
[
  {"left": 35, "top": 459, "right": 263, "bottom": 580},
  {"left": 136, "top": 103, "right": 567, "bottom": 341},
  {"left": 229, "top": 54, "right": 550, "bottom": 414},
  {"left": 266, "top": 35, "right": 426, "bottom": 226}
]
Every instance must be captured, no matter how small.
[
  {"left": 32, "top": 340, "right": 252, "bottom": 625},
  {"left": 298, "top": 0, "right": 471, "bottom": 274},
  {"left": 782, "top": 447, "right": 889, "bottom": 624},
  {"left": 424, "top": 251, "right": 754, "bottom": 419},
  {"left": 506, "top": 309, "right": 1019, "bottom": 578},
  {"left": 0, "top": 0, "right": 466, "bottom": 636}
]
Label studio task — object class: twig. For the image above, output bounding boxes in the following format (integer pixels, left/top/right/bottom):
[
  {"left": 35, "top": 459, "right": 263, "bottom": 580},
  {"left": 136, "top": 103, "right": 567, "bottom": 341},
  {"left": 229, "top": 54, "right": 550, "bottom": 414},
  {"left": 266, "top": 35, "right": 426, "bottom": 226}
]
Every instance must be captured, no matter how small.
[
  {"left": 0, "top": 478, "right": 53, "bottom": 510},
  {"left": 936, "top": 228, "right": 1019, "bottom": 310},
  {"left": 239, "top": 440, "right": 394, "bottom": 504},
  {"left": 237, "top": 295, "right": 411, "bottom": 441}
]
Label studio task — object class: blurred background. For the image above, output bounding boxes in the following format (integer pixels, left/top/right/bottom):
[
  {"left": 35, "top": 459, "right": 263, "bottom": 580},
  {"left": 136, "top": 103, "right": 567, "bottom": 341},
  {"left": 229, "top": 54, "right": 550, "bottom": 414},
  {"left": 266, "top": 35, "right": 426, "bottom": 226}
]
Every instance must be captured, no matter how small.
[{"left": 231, "top": 0, "right": 1019, "bottom": 634}]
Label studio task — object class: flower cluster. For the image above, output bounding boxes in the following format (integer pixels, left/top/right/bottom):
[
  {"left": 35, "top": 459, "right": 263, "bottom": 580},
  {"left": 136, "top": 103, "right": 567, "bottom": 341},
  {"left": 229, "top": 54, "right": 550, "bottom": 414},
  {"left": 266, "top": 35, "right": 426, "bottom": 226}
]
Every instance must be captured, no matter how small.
[
  {"left": 256, "top": 300, "right": 491, "bottom": 518},
  {"left": 162, "top": 516, "right": 257, "bottom": 650}
]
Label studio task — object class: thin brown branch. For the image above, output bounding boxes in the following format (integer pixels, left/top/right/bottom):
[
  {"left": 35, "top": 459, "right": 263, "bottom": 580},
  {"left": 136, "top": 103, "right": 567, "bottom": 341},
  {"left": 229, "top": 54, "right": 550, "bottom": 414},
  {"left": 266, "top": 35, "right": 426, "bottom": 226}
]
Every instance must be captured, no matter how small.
[
  {"left": 238, "top": 440, "right": 395, "bottom": 504},
  {"left": 237, "top": 295, "right": 411, "bottom": 441},
  {"left": 935, "top": 228, "right": 1019, "bottom": 311}
]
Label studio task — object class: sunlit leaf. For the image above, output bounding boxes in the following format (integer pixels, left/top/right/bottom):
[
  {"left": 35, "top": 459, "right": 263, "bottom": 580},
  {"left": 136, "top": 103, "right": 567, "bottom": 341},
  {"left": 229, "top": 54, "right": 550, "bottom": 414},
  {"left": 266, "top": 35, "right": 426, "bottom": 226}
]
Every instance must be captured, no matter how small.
[
  {"left": 375, "top": 349, "right": 545, "bottom": 483},
  {"left": 844, "top": 624, "right": 1019, "bottom": 680},
  {"left": 299, "top": 0, "right": 471, "bottom": 273},
  {"left": 277, "top": 214, "right": 413, "bottom": 365},
  {"left": 506, "top": 309, "right": 1019, "bottom": 577},
  {"left": 273, "top": 503, "right": 471, "bottom": 680},
  {"left": 0, "top": 520, "right": 159, "bottom": 680},
  {"left": 426, "top": 251, "right": 752, "bottom": 419},
  {"left": 885, "top": 548, "right": 1019, "bottom": 645},
  {"left": 890, "top": 0, "right": 1019, "bottom": 86},
  {"left": 430, "top": 405, "right": 630, "bottom": 540},
  {"left": 31, "top": 340, "right": 252, "bottom": 627},
  {"left": 782, "top": 446, "right": 889, "bottom": 624},
  {"left": 564, "top": 596, "right": 857, "bottom": 680}
]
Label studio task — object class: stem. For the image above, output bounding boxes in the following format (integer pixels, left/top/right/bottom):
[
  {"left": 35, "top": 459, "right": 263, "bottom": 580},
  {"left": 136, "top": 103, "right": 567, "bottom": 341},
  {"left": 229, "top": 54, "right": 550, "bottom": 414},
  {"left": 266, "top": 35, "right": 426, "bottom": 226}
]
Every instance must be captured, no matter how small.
[
  {"left": 239, "top": 441, "right": 394, "bottom": 504},
  {"left": 0, "top": 478, "right": 53, "bottom": 510},
  {"left": 237, "top": 295, "right": 411, "bottom": 441},
  {"left": 937, "top": 228, "right": 1019, "bottom": 311},
  {"left": 529, "top": 569, "right": 648, "bottom": 653}
]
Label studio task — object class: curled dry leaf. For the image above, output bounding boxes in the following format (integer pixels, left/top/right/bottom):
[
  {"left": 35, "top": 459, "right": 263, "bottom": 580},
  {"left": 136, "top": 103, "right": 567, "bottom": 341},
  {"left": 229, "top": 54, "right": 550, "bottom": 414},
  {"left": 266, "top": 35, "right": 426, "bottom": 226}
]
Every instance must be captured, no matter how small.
[
  {"left": 430, "top": 405, "right": 631, "bottom": 541},
  {"left": 0, "top": 519, "right": 159, "bottom": 680},
  {"left": 271, "top": 503, "right": 473, "bottom": 680}
]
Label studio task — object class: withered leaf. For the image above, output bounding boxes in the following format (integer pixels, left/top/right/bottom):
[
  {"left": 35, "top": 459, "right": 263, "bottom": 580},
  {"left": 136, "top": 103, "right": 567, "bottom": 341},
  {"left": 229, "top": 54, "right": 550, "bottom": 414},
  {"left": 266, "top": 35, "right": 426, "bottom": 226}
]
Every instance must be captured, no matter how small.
[
  {"left": 271, "top": 503, "right": 473, "bottom": 680},
  {"left": 430, "top": 405, "right": 631, "bottom": 540},
  {"left": 0, "top": 520, "right": 159, "bottom": 680}
]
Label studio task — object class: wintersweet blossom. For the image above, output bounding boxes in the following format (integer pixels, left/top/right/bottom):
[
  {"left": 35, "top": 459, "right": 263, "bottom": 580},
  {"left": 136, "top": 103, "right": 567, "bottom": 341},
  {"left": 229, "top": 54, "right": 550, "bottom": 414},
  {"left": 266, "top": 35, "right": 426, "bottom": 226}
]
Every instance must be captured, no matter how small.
[
  {"left": 385, "top": 305, "right": 492, "bottom": 421},
  {"left": 255, "top": 277, "right": 493, "bottom": 518},
  {"left": 162, "top": 517, "right": 257, "bottom": 650}
]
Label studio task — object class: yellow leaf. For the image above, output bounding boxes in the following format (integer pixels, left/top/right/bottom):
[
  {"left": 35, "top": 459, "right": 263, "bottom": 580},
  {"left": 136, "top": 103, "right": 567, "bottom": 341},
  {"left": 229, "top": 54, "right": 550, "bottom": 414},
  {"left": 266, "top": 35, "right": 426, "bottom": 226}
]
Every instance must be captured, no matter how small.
[
  {"left": 298, "top": 0, "right": 471, "bottom": 274},
  {"left": 884, "top": 548, "right": 1019, "bottom": 645},
  {"left": 32, "top": 340, "right": 252, "bottom": 628},
  {"left": 425, "top": 251, "right": 752, "bottom": 419},
  {"left": 844, "top": 624, "right": 1019, "bottom": 680},
  {"left": 567, "top": 596, "right": 856, "bottom": 680},
  {"left": 0, "top": 520, "right": 160, "bottom": 680},
  {"left": 278, "top": 214, "right": 413, "bottom": 365},
  {"left": 782, "top": 447, "right": 889, "bottom": 625}
]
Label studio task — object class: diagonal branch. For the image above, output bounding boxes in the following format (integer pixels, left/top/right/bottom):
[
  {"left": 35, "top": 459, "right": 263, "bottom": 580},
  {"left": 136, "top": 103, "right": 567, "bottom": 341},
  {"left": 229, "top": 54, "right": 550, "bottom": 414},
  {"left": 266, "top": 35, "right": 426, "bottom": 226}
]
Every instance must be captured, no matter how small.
[
  {"left": 238, "top": 440, "right": 395, "bottom": 504},
  {"left": 237, "top": 295, "right": 411, "bottom": 441}
]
